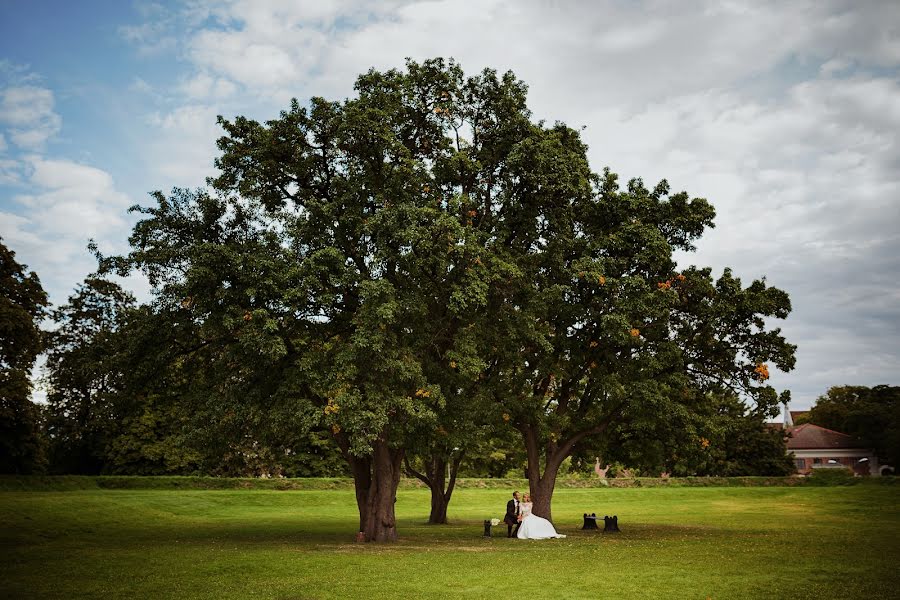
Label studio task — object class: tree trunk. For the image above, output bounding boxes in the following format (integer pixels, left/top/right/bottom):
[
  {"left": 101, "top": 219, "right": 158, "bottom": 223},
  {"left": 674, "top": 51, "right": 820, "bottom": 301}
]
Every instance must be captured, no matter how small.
[
  {"left": 519, "top": 408, "right": 622, "bottom": 524},
  {"left": 529, "top": 461, "right": 560, "bottom": 522},
  {"left": 338, "top": 435, "right": 404, "bottom": 542},
  {"left": 521, "top": 423, "right": 565, "bottom": 523},
  {"left": 347, "top": 454, "right": 372, "bottom": 533},
  {"left": 362, "top": 440, "right": 403, "bottom": 542},
  {"left": 429, "top": 484, "right": 449, "bottom": 524},
  {"left": 404, "top": 451, "right": 464, "bottom": 524}
]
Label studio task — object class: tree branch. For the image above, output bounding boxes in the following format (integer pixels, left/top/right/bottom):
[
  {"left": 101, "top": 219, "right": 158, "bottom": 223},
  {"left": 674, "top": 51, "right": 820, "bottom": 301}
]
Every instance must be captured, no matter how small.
[
  {"left": 403, "top": 454, "right": 431, "bottom": 487},
  {"left": 554, "top": 400, "right": 627, "bottom": 464},
  {"left": 520, "top": 422, "right": 542, "bottom": 487},
  {"left": 444, "top": 450, "right": 465, "bottom": 501}
]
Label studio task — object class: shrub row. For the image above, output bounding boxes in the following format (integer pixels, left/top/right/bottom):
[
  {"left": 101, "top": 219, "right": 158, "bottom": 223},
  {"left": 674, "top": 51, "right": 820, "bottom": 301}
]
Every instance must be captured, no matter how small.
[{"left": 1, "top": 473, "right": 894, "bottom": 492}]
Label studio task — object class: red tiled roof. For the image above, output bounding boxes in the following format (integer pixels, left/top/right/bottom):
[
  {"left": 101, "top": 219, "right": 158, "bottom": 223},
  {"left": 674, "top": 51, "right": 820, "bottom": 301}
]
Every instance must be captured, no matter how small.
[{"left": 786, "top": 423, "right": 869, "bottom": 450}]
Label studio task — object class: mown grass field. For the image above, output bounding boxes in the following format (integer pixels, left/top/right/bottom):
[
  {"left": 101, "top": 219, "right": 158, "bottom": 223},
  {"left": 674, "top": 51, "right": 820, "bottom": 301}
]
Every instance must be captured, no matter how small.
[{"left": 2, "top": 480, "right": 898, "bottom": 599}]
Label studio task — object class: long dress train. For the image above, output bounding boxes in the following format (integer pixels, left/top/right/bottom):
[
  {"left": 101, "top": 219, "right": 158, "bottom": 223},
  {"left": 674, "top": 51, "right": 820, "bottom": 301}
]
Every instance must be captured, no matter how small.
[{"left": 516, "top": 502, "right": 567, "bottom": 539}]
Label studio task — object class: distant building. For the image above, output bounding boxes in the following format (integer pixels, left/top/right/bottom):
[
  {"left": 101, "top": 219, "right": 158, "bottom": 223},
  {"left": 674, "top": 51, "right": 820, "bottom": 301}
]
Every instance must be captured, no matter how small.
[
  {"left": 771, "top": 404, "right": 881, "bottom": 475},
  {"left": 786, "top": 423, "right": 880, "bottom": 476}
]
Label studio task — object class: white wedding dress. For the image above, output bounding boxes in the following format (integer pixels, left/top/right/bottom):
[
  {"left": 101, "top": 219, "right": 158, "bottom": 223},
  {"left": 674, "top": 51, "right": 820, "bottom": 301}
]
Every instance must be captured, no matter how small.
[{"left": 516, "top": 502, "right": 567, "bottom": 539}]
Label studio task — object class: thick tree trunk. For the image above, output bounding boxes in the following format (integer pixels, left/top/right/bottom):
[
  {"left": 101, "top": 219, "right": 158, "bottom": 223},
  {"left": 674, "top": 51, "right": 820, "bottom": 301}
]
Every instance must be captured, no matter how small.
[
  {"left": 521, "top": 424, "right": 566, "bottom": 523},
  {"left": 362, "top": 440, "right": 403, "bottom": 542},
  {"left": 347, "top": 454, "right": 372, "bottom": 533},
  {"left": 519, "top": 406, "right": 623, "bottom": 524},
  {"left": 429, "top": 484, "right": 449, "bottom": 524},
  {"left": 338, "top": 435, "right": 404, "bottom": 542},
  {"left": 529, "top": 462, "right": 560, "bottom": 522}
]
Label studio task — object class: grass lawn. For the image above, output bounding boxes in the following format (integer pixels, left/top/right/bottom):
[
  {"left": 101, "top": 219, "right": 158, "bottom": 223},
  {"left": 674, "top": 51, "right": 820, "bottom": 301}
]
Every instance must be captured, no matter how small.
[{"left": 2, "top": 483, "right": 898, "bottom": 599}]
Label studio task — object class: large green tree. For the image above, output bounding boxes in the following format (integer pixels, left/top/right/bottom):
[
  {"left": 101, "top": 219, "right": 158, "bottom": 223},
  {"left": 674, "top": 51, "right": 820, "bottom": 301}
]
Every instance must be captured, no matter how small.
[
  {"left": 488, "top": 252, "right": 795, "bottom": 519},
  {"left": 107, "top": 60, "right": 499, "bottom": 541},
  {"left": 106, "top": 58, "right": 795, "bottom": 537},
  {"left": 44, "top": 278, "right": 194, "bottom": 476},
  {"left": 0, "top": 238, "right": 49, "bottom": 474},
  {"left": 401, "top": 378, "right": 487, "bottom": 524},
  {"left": 43, "top": 277, "right": 136, "bottom": 473}
]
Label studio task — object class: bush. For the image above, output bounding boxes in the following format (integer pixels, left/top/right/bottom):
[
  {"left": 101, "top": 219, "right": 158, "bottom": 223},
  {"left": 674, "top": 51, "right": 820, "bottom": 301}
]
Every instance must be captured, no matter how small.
[{"left": 807, "top": 467, "right": 856, "bottom": 485}]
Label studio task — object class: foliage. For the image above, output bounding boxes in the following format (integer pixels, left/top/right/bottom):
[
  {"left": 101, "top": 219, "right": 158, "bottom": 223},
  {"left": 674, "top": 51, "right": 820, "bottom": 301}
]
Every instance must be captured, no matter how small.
[
  {"left": 42, "top": 282, "right": 347, "bottom": 477},
  {"left": 102, "top": 391, "right": 202, "bottom": 476},
  {"left": 473, "top": 140, "right": 796, "bottom": 517},
  {"left": 101, "top": 58, "right": 554, "bottom": 540},
  {"left": 42, "top": 277, "right": 136, "bottom": 474},
  {"left": 4, "top": 473, "right": 895, "bottom": 492},
  {"left": 576, "top": 392, "right": 793, "bottom": 477},
  {"left": 0, "top": 238, "right": 50, "bottom": 474},
  {"left": 709, "top": 409, "right": 794, "bottom": 476},
  {"left": 806, "top": 466, "right": 856, "bottom": 485},
  {"left": 457, "top": 427, "right": 526, "bottom": 478},
  {"left": 806, "top": 385, "right": 900, "bottom": 467}
]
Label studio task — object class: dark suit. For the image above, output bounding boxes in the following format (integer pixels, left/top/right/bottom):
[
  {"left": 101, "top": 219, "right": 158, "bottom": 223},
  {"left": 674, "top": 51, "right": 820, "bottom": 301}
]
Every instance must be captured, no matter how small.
[{"left": 504, "top": 498, "right": 520, "bottom": 537}]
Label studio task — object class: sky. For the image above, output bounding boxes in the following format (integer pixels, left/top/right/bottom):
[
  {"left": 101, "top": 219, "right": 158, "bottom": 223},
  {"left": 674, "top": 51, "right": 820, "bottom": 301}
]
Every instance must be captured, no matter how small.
[{"left": 1, "top": 0, "right": 898, "bottom": 415}]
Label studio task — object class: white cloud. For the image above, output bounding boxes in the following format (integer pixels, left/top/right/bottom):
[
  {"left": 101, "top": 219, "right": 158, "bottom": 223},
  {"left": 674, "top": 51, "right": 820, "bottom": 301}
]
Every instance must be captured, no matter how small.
[
  {"left": 179, "top": 72, "right": 237, "bottom": 100},
  {"left": 0, "top": 85, "right": 62, "bottom": 150},
  {"left": 820, "top": 57, "right": 854, "bottom": 76},
  {"left": 146, "top": 104, "right": 223, "bottom": 185},
  {"left": 174, "top": 0, "right": 900, "bottom": 111},
  {"left": 188, "top": 29, "right": 317, "bottom": 90},
  {"left": 1, "top": 158, "right": 133, "bottom": 302},
  {"left": 0, "top": 87, "right": 56, "bottom": 127},
  {"left": 28, "top": 157, "right": 120, "bottom": 194}
]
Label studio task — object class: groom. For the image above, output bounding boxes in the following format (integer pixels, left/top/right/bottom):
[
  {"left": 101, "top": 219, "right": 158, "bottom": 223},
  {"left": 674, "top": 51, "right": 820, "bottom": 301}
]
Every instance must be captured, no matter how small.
[{"left": 504, "top": 490, "right": 521, "bottom": 538}]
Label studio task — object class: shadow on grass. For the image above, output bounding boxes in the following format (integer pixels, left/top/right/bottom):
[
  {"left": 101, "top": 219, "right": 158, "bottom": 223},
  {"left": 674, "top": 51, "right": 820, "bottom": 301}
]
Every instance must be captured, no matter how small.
[{"left": 6, "top": 516, "right": 744, "bottom": 554}]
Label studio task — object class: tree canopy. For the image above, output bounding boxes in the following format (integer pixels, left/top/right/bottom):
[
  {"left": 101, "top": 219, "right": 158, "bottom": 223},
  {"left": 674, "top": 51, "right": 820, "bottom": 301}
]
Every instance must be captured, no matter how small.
[
  {"left": 803, "top": 385, "right": 899, "bottom": 469},
  {"left": 0, "top": 238, "right": 49, "bottom": 474},
  {"left": 100, "top": 58, "right": 796, "bottom": 538}
]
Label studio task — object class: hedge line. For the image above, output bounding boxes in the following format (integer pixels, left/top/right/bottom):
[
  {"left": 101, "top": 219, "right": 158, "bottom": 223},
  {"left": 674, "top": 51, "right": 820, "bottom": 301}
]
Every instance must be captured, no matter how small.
[{"left": 1, "top": 474, "right": 894, "bottom": 492}]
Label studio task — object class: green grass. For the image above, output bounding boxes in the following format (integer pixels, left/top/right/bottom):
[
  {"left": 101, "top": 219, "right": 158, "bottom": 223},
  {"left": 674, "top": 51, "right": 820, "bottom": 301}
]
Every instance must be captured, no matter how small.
[{"left": 2, "top": 484, "right": 898, "bottom": 599}]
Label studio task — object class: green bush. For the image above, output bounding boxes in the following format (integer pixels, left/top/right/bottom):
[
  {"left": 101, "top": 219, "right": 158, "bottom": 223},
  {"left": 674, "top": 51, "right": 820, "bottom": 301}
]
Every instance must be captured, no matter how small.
[{"left": 807, "top": 467, "right": 856, "bottom": 485}]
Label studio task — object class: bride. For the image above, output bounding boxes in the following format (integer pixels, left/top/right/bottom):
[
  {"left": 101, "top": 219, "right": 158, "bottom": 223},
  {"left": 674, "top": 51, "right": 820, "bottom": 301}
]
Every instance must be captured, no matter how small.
[{"left": 516, "top": 493, "right": 567, "bottom": 539}]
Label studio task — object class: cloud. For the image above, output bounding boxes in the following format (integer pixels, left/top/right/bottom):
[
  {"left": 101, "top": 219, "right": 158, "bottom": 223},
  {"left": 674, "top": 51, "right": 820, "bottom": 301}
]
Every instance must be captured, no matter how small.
[
  {"left": 118, "top": 20, "right": 177, "bottom": 56},
  {"left": 169, "top": 0, "right": 899, "bottom": 110},
  {"left": 650, "top": 75, "right": 900, "bottom": 407},
  {"left": 188, "top": 29, "right": 317, "bottom": 90},
  {"left": 0, "top": 159, "right": 19, "bottom": 185},
  {"left": 0, "top": 158, "right": 133, "bottom": 301},
  {"left": 0, "top": 85, "right": 62, "bottom": 150},
  {"left": 178, "top": 72, "right": 237, "bottom": 100},
  {"left": 145, "top": 104, "right": 223, "bottom": 186}
]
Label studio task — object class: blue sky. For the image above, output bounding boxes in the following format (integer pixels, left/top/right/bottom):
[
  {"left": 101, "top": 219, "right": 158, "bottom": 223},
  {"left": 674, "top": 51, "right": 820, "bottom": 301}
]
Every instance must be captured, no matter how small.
[{"left": 2, "top": 1, "right": 899, "bottom": 413}]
